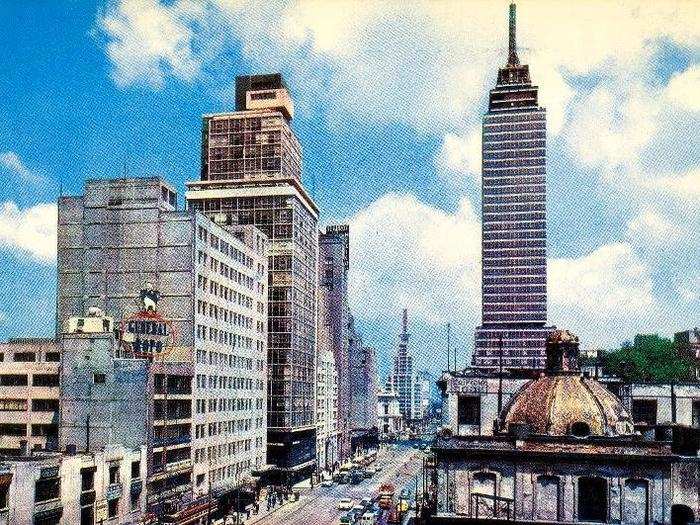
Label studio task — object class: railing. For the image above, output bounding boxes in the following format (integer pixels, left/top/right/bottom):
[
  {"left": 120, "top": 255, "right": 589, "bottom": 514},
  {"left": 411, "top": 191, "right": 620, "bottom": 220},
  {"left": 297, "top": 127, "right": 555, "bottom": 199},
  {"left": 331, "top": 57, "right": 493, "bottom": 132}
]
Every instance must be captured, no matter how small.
[{"left": 471, "top": 493, "right": 514, "bottom": 520}]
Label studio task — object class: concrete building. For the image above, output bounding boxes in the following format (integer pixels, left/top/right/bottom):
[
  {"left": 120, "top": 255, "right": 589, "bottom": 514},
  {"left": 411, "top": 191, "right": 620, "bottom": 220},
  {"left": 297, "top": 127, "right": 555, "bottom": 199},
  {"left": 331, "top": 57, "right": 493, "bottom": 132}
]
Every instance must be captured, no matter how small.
[
  {"left": 376, "top": 390, "right": 403, "bottom": 439},
  {"left": 315, "top": 343, "right": 338, "bottom": 473},
  {"left": 0, "top": 339, "right": 59, "bottom": 455},
  {"left": 412, "top": 370, "right": 432, "bottom": 424},
  {"left": 349, "top": 344, "right": 378, "bottom": 431},
  {"left": 56, "top": 177, "right": 268, "bottom": 520},
  {"left": 675, "top": 328, "right": 700, "bottom": 380},
  {"left": 0, "top": 445, "right": 147, "bottom": 525},
  {"left": 390, "top": 310, "right": 414, "bottom": 422},
  {"left": 318, "top": 225, "right": 351, "bottom": 460},
  {"left": 186, "top": 73, "right": 319, "bottom": 478},
  {"left": 429, "top": 330, "right": 700, "bottom": 524},
  {"left": 473, "top": 3, "right": 554, "bottom": 370}
]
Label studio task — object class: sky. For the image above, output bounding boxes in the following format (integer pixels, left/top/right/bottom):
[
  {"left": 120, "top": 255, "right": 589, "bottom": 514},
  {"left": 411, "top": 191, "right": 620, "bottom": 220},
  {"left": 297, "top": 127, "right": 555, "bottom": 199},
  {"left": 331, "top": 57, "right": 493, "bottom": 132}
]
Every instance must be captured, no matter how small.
[{"left": 0, "top": 0, "right": 698, "bottom": 379}]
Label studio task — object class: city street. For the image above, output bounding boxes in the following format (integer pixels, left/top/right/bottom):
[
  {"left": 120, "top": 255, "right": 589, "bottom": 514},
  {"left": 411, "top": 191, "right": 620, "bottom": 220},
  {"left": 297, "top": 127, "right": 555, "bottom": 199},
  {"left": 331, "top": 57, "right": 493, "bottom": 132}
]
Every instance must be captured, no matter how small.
[{"left": 248, "top": 446, "right": 424, "bottom": 525}]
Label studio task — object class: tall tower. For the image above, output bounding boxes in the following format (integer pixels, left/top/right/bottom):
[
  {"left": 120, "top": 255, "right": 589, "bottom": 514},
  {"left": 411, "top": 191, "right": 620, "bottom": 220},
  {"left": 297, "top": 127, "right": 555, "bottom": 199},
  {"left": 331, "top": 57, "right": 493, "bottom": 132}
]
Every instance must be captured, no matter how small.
[
  {"left": 186, "top": 73, "right": 319, "bottom": 479},
  {"left": 392, "top": 309, "right": 414, "bottom": 421},
  {"left": 473, "top": 4, "right": 553, "bottom": 370}
]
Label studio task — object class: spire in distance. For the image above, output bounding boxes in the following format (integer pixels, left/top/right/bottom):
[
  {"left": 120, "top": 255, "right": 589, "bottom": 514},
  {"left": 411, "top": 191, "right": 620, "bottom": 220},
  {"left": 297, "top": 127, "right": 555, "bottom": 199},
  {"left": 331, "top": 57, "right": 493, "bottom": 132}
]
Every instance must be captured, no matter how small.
[{"left": 508, "top": 3, "right": 520, "bottom": 66}]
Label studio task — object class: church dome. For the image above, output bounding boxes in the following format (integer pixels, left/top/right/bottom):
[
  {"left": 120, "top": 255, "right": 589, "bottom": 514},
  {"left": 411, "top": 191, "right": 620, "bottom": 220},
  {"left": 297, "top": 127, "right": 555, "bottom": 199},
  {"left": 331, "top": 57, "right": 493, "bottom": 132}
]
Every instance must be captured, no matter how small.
[{"left": 499, "top": 330, "right": 634, "bottom": 437}]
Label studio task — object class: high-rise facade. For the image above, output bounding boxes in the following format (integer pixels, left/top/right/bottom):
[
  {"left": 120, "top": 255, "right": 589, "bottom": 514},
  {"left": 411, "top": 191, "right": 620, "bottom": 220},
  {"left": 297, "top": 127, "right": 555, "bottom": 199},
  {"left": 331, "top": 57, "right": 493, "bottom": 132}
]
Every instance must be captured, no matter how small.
[
  {"left": 186, "top": 74, "right": 319, "bottom": 477},
  {"left": 391, "top": 309, "right": 414, "bottom": 421},
  {"left": 349, "top": 344, "right": 378, "bottom": 431},
  {"left": 473, "top": 4, "right": 553, "bottom": 370},
  {"left": 57, "top": 177, "right": 269, "bottom": 518},
  {"left": 318, "top": 224, "right": 351, "bottom": 459}
]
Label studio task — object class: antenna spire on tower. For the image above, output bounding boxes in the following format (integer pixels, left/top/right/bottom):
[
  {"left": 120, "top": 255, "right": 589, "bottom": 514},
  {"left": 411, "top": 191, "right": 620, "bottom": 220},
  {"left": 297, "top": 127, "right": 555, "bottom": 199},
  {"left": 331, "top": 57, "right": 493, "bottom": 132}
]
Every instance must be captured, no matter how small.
[{"left": 508, "top": 3, "right": 520, "bottom": 66}]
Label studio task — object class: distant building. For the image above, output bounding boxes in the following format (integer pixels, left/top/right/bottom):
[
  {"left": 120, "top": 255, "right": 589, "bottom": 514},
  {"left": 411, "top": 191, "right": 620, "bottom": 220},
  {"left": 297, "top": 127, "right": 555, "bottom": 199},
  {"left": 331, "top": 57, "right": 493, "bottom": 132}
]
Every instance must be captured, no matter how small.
[
  {"left": 0, "top": 444, "right": 146, "bottom": 525},
  {"left": 412, "top": 371, "right": 432, "bottom": 423},
  {"left": 0, "top": 339, "right": 59, "bottom": 455},
  {"left": 390, "top": 310, "right": 414, "bottom": 421},
  {"left": 349, "top": 345, "right": 378, "bottom": 431},
  {"left": 315, "top": 343, "right": 338, "bottom": 473},
  {"left": 57, "top": 177, "right": 268, "bottom": 519},
  {"left": 318, "top": 225, "right": 351, "bottom": 459},
  {"left": 186, "top": 73, "right": 319, "bottom": 478},
  {"left": 377, "top": 390, "right": 403, "bottom": 439},
  {"left": 430, "top": 329, "right": 700, "bottom": 524},
  {"left": 675, "top": 328, "right": 700, "bottom": 380},
  {"left": 472, "top": 2, "right": 554, "bottom": 371}
]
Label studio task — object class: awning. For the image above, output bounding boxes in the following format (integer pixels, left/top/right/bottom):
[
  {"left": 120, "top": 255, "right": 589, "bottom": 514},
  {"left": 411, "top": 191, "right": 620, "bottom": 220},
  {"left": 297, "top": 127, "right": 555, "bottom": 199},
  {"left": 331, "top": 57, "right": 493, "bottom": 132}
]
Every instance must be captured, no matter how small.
[{"left": 0, "top": 473, "right": 12, "bottom": 487}]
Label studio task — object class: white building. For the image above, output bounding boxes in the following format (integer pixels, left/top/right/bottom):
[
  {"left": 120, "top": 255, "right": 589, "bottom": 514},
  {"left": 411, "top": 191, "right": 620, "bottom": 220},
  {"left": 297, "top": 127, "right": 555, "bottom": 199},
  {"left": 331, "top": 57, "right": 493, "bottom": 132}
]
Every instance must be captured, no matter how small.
[
  {"left": 377, "top": 390, "right": 403, "bottom": 438},
  {"left": 315, "top": 344, "right": 339, "bottom": 472},
  {"left": 0, "top": 445, "right": 147, "bottom": 525},
  {"left": 412, "top": 371, "right": 432, "bottom": 423}
]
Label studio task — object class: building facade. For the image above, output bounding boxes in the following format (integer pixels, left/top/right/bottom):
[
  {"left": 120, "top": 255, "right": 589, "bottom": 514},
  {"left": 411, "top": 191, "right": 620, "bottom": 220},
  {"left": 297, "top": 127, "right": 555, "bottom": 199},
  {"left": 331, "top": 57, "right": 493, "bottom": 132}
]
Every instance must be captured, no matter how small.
[
  {"left": 390, "top": 310, "right": 414, "bottom": 422},
  {"left": 430, "top": 330, "right": 700, "bottom": 525},
  {"left": 315, "top": 343, "right": 338, "bottom": 473},
  {"left": 0, "top": 445, "right": 147, "bottom": 525},
  {"left": 412, "top": 370, "right": 432, "bottom": 424},
  {"left": 56, "top": 177, "right": 268, "bottom": 519},
  {"left": 675, "top": 328, "right": 700, "bottom": 380},
  {"left": 186, "top": 73, "right": 319, "bottom": 477},
  {"left": 349, "top": 345, "right": 378, "bottom": 431},
  {"left": 0, "top": 339, "right": 59, "bottom": 455},
  {"left": 473, "top": 3, "right": 553, "bottom": 370},
  {"left": 318, "top": 225, "right": 351, "bottom": 460},
  {"left": 376, "top": 390, "right": 403, "bottom": 439}
]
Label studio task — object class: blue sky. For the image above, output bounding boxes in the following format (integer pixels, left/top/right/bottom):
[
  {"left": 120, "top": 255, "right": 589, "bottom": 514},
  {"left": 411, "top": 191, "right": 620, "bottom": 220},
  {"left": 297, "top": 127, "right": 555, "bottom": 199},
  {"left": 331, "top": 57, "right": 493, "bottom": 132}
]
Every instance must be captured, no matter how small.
[{"left": 0, "top": 0, "right": 698, "bottom": 378}]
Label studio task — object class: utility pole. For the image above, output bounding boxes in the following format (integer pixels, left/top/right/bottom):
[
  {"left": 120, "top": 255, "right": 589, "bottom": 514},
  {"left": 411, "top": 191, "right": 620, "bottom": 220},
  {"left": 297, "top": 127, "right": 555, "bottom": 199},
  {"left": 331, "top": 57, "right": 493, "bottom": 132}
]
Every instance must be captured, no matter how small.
[{"left": 497, "top": 334, "right": 504, "bottom": 416}]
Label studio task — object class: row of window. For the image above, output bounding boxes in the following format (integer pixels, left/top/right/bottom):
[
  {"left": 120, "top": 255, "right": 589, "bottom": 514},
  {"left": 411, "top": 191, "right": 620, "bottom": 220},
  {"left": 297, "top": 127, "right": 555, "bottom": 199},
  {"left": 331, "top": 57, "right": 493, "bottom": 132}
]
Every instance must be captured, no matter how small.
[
  {"left": 197, "top": 226, "right": 254, "bottom": 269},
  {"left": 195, "top": 349, "right": 261, "bottom": 370},
  {"left": 483, "top": 177, "right": 546, "bottom": 189},
  {"left": 483, "top": 220, "right": 545, "bottom": 231},
  {"left": 483, "top": 149, "right": 545, "bottom": 161},
  {"left": 483, "top": 240, "right": 546, "bottom": 250},
  {"left": 195, "top": 324, "right": 256, "bottom": 350},
  {"left": 195, "top": 373, "right": 261, "bottom": 391},
  {"left": 484, "top": 157, "right": 545, "bottom": 169},
  {"left": 484, "top": 110, "right": 545, "bottom": 125},
  {"left": 483, "top": 313, "right": 547, "bottom": 322},
  {"left": 482, "top": 122, "right": 545, "bottom": 134},
  {"left": 0, "top": 374, "right": 59, "bottom": 387},
  {"left": 483, "top": 303, "right": 546, "bottom": 313},
  {"left": 483, "top": 194, "right": 546, "bottom": 205},
  {"left": 0, "top": 423, "right": 56, "bottom": 437},
  {"left": 196, "top": 300, "right": 256, "bottom": 330},
  {"left": 483, "top": 131, "right": 545, "bottom": 142},
  {"left": 484, "top": 230, "right": 546, "bottom": 241},
  {"left": 195, "top": 397, "right": 259, "bottom": 414},
  {"left": 0, "top": 398, "right": 58, "bottom": 412}
]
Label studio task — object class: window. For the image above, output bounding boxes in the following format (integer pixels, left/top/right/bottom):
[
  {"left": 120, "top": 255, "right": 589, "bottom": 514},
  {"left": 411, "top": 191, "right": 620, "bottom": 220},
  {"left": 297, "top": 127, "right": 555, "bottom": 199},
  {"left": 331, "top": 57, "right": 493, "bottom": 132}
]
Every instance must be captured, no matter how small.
[
  {"left": 130, "top": 490, "right": 140, "bottom": 511},
  {"left": 0, "top": 374, "right": 27, "bottom": 386},
  {"left": 131, "top": 460, "right": 140, "bottom": 479},
  {"left": 109, "top": 462, "right": 120, "bottom": 485},
  {"left": 13, "top": 352, "right": 35, "bottom": 362},
  {"left": 32, "top": 374, "right": 59, "bottom": 387},
  {"left": 692, "top": 400, "right": 700, "bottom": 428},
  {"left": 0, "top": 423, "right": 26, "bottom": 436},
  {"left": 80, "top": 467, "right": 95, "bottom": 492},
  {"left": 578, "top": 477, "right": 607, "bottom": 522},
  {"left": 32, "top": 399, "right": 59, "bottom": 412},
  {"left": 45, "top": 352, "right": 60, "bottom": 362},
  {"left": 0, "top": 483, "right": 7, "bottom": 509},
  {"left": 457, "top": 396, "right": 480, "bottom": 425},
  {"left": 632, "top": 399, "right": 657, "bottom": 425},
  {"left": 93, "top": 373, "right": 106, "bottom": 384},
  {"left": 0, "top": 398, "right": 27, "bottom": 411},
  {"left": 108, "top": 498, "right": 119, "bottom": 518},
  {"left": 35, "top": 477, "right": 60, "bottom": 503},
  {"left": 571, "top": 421, "right": 591, "bottom": 437}
]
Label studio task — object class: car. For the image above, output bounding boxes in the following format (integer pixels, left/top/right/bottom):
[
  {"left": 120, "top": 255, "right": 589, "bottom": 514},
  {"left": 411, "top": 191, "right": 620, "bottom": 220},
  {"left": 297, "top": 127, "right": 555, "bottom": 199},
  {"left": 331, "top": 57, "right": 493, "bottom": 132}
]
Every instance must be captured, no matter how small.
[
  {"left": 339, "top": 515, "right": 354, "bottom": 525},
  {"left": 321, "top": 479, "right": 334, "bottom": 487},
  {"left": 338, "top": 498, "right": 354, "bottom": 511},
  {"left": 360, "top": 511, "right": 377, "bottom": 525},
  {"left": 360, "top": 498, "right": 372, "bottom": 509}
]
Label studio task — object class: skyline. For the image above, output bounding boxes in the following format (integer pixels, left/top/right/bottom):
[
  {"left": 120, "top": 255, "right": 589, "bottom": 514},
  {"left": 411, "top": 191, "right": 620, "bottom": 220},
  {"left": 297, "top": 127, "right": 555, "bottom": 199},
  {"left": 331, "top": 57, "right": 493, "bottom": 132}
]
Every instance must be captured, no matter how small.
[{"left": 0, "top": 0, "right": 699, "bottom": 377}]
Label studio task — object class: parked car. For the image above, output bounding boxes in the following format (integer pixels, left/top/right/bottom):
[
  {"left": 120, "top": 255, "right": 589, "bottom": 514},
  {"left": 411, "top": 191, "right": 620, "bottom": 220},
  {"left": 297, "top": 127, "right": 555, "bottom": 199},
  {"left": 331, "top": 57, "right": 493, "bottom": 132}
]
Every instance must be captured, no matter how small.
[
  {"left": 338, "top": 498, "right": 355, "bottom": 511},
  {"left": 321, "top": 479, "right": 334, "bottom": 487},
  {"left": 360, "top": 511, "right": 377, "bottom": 525},
  {"left": 339, "top": 515, "right": 354, "bottom": 525}
]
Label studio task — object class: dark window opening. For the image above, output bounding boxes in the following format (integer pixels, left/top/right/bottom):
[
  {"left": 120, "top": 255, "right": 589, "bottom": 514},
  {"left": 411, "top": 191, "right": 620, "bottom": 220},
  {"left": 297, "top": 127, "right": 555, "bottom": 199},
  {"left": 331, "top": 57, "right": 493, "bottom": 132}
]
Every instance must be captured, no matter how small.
[
  {"left": 13, "top": 352, "right": 36, "bottom": 362},
  {"left": 35, "top": 477, "right": 61, "bottom": 503},
  {"left": 457, "top": 396, "right": 480, "bottom": 426},
  {"left": 80, "top": 467, "right": 95, "bottom": 492},
  {"left": 32, "top": 399, "right": 59, "bottom": 412},
  {"left": 109, "top": 463, "right": 120, "bottom": 485},
  {"left": 632, "top": 399, "right": 658, "bottom": 425},
  {"left": 578, "top": 477, "right": 607, "bottom": 522},
  {"left": 131, "top": 460, "right": 140, "bottom": 479},
  {"left": 571, "top": 421, "right": 591, "bottom": 437},
  {"left": 108, "top": 498, "right": 119, "bottom": 518},
  {"left": 93, "top": 373, "right": 106, "bottom": 384},
  {"left": 32, "top": 374, "right": 59, "bottom": 387}
]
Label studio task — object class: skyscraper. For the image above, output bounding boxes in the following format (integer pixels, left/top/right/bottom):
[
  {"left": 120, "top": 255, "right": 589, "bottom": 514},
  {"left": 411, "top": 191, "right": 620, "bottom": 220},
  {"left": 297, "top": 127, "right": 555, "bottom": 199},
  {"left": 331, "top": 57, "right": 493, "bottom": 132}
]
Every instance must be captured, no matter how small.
[
  {"left": 473, "top": 4, "right": 553, "bottom": 370},
  {"left": 186, "top": 74, "right": 319, "bottom": 478},
  {"left": 390, "top": 309, "right": 414, "bottom": 421}
]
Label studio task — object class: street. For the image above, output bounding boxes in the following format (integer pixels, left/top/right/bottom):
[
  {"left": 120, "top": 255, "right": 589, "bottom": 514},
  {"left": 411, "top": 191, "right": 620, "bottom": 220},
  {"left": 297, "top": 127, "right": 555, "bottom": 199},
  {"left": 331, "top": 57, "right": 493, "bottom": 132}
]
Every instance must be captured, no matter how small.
[{"left": 248, "top": 446, "right": 424, "bottom": 525}]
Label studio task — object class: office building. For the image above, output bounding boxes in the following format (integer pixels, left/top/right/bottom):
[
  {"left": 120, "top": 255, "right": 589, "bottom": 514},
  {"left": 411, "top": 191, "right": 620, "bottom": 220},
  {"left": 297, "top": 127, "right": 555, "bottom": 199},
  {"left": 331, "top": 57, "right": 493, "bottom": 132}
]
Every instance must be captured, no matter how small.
[
  {"left": 349, "top": 344, "right": 378, "bottom": 431},
  {"left": 390, "top": 309, "right": 414, "bottom": 421},
  {"left": 0, "top": 339, "right": 59, "bottom": 455},
  {"left": 56, "top": 177, "right": 268, "bottom": 519},
  {"left": 318, "top": 225, "right": 351, "bottom": 459},
  {"left": 376, "top": 390, "right": 403, "bottom": 439},
  {"left": 186, "top": 73, "right": 319, "bottom": 478},
  {"left": 315, "top": 342, "right": 338, "bottom": 473},
  {"left": 473, "top": 3, "right": 554, "bottom": 370}
]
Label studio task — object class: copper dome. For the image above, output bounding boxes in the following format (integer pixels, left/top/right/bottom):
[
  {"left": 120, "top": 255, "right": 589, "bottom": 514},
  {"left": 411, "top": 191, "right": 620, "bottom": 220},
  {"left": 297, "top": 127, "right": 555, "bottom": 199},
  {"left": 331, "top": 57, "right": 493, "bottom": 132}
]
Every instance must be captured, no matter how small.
[{"left": 500, "top": 374, "right": 634, "bottom": 437}]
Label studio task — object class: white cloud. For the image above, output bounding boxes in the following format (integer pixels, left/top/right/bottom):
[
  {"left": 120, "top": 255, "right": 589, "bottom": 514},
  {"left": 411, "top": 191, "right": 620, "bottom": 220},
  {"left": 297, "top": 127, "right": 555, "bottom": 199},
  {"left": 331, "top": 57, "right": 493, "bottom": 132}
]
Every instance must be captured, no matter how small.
[
  {"left": 435, "top": 129, "right": 481, "bottom": 188},
  {"left": 0, "top": 202, "right": 57, "bottom": 263},
  {"left": 666, "top": 65, "right": 700, "bottom": 112},
  {"left": 626, "top": 207, "right": 683, "bottom": 245},
  {"left": 0, "top": 152, "right": 45, "bottom": 185},
  {"left": 99, "top": 0, "right": 202, "bottom": 88},
  {"left": 347, "top": 193, "right": 481, "bottom": 326},
  {"left": 650, "top": 168, "right": 700, "bottom": 198}
]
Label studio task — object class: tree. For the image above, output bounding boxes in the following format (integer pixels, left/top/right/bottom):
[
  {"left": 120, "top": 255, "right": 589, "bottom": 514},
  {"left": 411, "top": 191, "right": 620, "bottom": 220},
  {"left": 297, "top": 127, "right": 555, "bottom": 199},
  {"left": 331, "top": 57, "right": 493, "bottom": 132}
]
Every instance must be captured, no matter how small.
[{"left": 602, "top": 334, "right": 691, "bottom": 382}]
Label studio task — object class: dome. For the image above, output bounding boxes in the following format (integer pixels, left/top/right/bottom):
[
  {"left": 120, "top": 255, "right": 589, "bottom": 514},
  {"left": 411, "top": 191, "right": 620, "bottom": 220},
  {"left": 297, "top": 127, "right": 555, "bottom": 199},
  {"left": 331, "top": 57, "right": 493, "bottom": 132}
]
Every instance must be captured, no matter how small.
[{"left": 500, "top": 374, "right": 634, "bottom": 437}]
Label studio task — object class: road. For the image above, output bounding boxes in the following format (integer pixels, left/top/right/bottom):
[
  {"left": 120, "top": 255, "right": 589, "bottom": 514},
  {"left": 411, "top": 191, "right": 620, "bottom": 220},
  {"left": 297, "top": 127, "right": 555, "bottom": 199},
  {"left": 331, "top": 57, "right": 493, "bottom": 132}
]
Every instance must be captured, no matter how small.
[{"left": 248, "top": 446, "right": 424, "bottom": 525}]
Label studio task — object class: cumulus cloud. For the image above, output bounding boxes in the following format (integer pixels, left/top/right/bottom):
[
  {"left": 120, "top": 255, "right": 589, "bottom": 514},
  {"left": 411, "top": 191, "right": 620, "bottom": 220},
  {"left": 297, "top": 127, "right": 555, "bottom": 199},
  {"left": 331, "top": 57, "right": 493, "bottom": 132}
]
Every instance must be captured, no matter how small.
[
  {"left": 666, "top": 65, "right": 700, "bottom": 113},
  {"left": 626, "top": 207, "right": 684, "bottom": 245},
  {"left": 0, "top": 202, "right": 57, "bottom": 263},
  {"left": 435, "top": 129, "right": 482, "bottom": 188},
  {"left": 0, "top": 151, "right": 45, "bottom": 185}
]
